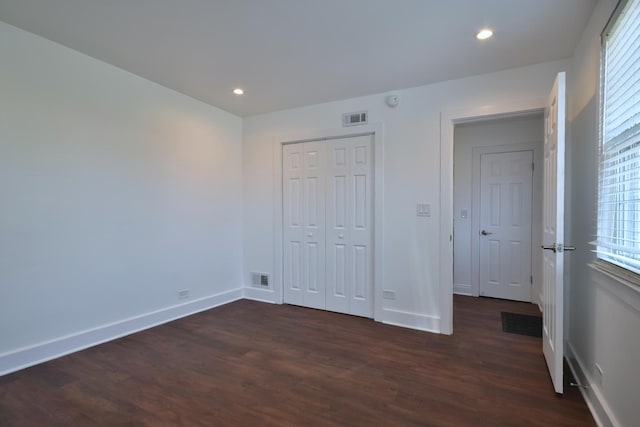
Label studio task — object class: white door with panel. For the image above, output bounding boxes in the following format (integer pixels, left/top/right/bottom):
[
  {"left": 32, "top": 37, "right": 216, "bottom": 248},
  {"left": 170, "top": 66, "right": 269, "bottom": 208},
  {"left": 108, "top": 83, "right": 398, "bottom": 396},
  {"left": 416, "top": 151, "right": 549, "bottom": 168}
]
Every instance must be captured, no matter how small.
[
  {"left": 283, "top": 141, "right": 326, "bottom": 310},
  {"left": 326, "top": 135, "right": 374, "bottom": 317},
  {"left": 479, "top": 150, "right": 533, "bottom": 302},
  {"left": 542, "top": 72, "right": 567, "bottom": 394},
  {"left": 283, "top": 135, "right": 374, "bottom": 318}
]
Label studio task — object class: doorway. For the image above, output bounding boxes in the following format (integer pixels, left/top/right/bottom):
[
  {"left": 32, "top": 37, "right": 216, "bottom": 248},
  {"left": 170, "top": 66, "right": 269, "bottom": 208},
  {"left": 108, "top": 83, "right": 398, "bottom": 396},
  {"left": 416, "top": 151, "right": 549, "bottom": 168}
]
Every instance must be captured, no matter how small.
[{"left": 453, "top": 114, "right": 544, "bottom": 305}]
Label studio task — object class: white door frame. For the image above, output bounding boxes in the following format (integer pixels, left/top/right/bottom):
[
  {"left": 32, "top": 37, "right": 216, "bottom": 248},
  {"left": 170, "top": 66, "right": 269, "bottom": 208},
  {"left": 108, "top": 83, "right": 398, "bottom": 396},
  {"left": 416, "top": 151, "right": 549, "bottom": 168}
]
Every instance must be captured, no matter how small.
[
  {"left": 272, "top": 124, "right": 385, "bottom": 322},
  {"left": 471, "top": 142, "right": 542, "bottom": 302},
  {"left": 440, "top": 106, "right": 544, "bottom": 335}
]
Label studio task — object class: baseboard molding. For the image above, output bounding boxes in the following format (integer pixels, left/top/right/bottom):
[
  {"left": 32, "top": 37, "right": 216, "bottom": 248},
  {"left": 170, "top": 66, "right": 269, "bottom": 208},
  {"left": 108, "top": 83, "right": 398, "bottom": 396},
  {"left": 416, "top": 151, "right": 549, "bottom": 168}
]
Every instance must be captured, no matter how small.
[
  {"left": 382, "top": 308, "right": 440, "bottom": 333},
  {"left": 537, "top": 292, "right": 543, "bottom": 312},
  {"left": 0, "top": 287, "right": 243, "bottom": 376},
  {"left": 566, "top": 342, "right": 619, "bottom": 427},
  {"left": 243, "top": 286, "right": 277, "bottom": 303},
  {"left": 453, "top": 283, "right": 473, "bottom": 296}
]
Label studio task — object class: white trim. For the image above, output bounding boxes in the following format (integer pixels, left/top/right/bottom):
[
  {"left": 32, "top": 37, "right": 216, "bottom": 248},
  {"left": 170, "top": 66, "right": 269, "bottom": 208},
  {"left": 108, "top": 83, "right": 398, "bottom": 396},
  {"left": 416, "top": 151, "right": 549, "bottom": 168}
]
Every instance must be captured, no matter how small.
[
  {"left": 440, "top": 102, "right": 547, "bottom": 335},
  {"left": 590, "top": 263, "right": 640, "bottom": 313},
  {"left": 453, "top": 283, "right": 473, "bottom": 296},
  {"left": 537, "top": 291, "right": 543, "bottom": 312},
  {"left": 243, "top": 286, "right": 278, "bottom": 304},
  {"left": 272, "top": 123, "right": 385, "bottom": 322},
  {"left": 590, "top": 261, "right": 640, "bottom": 297},
  {"left": 0, "top": 288, "right": 243, "bottom": 376},
  {"left": 381, "top": 308, "right": 440, "bottom": 333},
  {"left": 566, "top": 342, "right": 620, "bottom": 427}
]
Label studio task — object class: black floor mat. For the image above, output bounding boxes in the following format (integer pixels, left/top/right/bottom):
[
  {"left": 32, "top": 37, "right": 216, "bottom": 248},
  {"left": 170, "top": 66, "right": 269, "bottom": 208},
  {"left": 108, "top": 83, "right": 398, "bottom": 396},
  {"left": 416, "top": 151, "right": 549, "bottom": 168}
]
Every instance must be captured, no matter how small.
[{"left": 501, "top": 312, "right": 542, "bottom": 337}]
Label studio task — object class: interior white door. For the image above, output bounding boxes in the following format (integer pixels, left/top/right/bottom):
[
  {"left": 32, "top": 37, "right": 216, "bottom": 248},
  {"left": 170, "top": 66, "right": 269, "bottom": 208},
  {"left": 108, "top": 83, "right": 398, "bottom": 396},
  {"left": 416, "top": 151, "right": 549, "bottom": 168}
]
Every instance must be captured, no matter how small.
[
  {"left": 283, "top": 135, "right": 374, "bottom": 317},
  {"left": 326, "top": 135, "right": 374, "bottom": 317},
  {"left": 542, "top": 72, "right": 566, "bottom": 394},
  {"left": 282, "top": 141, "right": 326, "bottom": 310},
  {"left": 479, "top": 150, "right": 533, "bottom": 302}
]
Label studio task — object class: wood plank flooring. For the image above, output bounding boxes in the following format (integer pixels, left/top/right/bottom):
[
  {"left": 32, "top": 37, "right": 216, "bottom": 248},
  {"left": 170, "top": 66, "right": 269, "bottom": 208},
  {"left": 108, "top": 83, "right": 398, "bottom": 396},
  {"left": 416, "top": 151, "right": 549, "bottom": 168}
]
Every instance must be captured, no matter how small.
[{"left": 0, "top": 296, "right": 595, "bottom": 426}]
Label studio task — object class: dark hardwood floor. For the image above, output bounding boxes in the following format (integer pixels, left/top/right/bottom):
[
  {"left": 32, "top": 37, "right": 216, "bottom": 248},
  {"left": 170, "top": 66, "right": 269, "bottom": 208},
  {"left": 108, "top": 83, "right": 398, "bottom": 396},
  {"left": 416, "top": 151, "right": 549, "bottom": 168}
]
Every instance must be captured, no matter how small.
[{"left": 0, "top": 296, "right": 595, "bottom": 426}]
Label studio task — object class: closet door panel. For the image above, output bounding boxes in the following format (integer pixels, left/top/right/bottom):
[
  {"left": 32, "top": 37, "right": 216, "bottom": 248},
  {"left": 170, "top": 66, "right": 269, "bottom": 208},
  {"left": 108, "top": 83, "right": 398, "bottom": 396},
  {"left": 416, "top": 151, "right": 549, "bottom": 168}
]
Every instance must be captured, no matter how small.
[
  {"left": 283, "top": 144, "right": 305, "bottom": 305},
  {"left": 326, "top": 140, "right": 350, "bottom": 314},
  {"left": 347, "top": 136, "right": 374, "bottom": 317},
  {"left": 283, "top": 142, "right": 326, "bottom": 309},
  {"left": 326, "top": 135, "right": 374, "bottom": 317}
]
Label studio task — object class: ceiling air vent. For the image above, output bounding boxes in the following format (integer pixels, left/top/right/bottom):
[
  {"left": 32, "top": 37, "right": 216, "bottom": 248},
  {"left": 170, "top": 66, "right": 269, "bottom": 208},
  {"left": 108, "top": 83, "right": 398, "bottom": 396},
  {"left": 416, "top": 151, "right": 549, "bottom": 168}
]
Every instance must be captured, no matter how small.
[{"left": 342, "top": 111, "right": 368, "bottom": 127}]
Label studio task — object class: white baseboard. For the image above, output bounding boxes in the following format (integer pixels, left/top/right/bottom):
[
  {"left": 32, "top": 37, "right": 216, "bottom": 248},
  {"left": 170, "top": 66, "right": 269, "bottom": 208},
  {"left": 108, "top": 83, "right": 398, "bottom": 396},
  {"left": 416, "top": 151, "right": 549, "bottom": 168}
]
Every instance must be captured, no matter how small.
[
  {"left": 243, "top": 286, "right": 277, "bottom": 303},
  {"left": 537, "top": 292, "right": 543, "bottom": 311},
  {"left": 0, "top": 287, "right": 243, "bottom": 376},
  {"left": 566, "top": 342, "right": 619, "bottom": 427},
  {"left": 453, "top": 283, "right": 473, "bottom": 296},
  {"left": 382, "top": 308, "right": 440, "bottom": 333}
]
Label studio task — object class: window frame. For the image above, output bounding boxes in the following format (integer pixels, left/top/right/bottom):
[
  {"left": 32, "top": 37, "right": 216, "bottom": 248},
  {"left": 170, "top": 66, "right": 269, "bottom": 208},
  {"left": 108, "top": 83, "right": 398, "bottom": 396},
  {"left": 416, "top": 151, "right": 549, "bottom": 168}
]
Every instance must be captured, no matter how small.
[{"left": 594, "top": 0, "right": 640, "bottom": 288}]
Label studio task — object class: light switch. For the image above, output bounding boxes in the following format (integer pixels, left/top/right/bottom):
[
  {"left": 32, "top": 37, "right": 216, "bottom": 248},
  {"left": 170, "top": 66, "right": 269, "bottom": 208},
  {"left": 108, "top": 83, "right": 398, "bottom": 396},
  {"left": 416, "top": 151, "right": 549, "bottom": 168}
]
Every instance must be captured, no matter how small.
[{"left": 417, "top": 203, "right": 431, "bottom": 217}]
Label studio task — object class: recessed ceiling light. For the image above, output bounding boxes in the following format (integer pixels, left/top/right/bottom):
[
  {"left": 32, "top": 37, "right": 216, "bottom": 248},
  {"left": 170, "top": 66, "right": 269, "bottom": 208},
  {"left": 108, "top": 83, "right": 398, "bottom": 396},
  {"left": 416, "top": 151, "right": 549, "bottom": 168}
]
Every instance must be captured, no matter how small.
[
  {"left": 476, "top": 29, "right": 493, "bottom": 40},
  {"left": 233, "top": 88, "right": 244, "bottom": 95}
]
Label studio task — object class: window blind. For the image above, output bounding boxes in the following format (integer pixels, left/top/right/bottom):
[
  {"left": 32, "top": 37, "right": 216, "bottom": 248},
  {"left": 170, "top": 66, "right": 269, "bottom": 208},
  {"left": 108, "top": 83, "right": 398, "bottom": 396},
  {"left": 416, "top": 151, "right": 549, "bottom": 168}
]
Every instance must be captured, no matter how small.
[{"left": 597, "top": 0, "right": 640, "bottom": 275}]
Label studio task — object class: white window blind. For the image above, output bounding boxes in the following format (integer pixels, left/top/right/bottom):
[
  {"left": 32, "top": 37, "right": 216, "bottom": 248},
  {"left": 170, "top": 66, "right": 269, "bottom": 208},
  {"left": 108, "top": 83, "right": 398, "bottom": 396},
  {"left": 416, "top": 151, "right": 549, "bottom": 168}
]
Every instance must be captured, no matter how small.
[{"left": 597, "top": 0, "right": 640, "bottom": 276}]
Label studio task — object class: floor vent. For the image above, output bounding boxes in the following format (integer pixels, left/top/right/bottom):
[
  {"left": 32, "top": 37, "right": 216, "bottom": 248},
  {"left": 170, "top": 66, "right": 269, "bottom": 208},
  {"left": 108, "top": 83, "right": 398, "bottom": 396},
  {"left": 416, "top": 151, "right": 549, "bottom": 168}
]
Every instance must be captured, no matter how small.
[
  {"left": 251, "top": 273, "right": 270, "bottom": 288},
  {"left": 342, "top": 111, "right": 368, "bottom": 127}
]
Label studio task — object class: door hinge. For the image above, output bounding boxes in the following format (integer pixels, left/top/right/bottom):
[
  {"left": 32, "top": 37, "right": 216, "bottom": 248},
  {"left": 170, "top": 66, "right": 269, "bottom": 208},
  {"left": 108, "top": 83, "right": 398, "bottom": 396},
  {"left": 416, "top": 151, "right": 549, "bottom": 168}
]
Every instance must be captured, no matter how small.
[
  {"left": 530, "top": 275, "right": 533, "bottom": 284},
  {"left": 532, "top": 162, "right": 534, "bottom": 171}
]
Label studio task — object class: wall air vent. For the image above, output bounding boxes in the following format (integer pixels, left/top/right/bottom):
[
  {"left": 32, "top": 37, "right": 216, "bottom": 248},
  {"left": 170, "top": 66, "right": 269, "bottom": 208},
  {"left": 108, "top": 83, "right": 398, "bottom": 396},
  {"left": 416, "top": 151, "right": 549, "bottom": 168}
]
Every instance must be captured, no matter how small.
[
  {"left": 251, "top": 272, "right": 270, "bottom": 288},
  {"left": 342, "top": 111, "right": 368, "bottom": 127}
]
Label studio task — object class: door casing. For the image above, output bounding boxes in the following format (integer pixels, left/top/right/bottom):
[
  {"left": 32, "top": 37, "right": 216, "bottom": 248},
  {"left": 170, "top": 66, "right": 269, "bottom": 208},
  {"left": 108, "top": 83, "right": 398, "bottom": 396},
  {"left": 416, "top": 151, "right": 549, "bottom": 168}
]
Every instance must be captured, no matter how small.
[{"left": 441, "top": 107, "right": 545, "bottom": 335}]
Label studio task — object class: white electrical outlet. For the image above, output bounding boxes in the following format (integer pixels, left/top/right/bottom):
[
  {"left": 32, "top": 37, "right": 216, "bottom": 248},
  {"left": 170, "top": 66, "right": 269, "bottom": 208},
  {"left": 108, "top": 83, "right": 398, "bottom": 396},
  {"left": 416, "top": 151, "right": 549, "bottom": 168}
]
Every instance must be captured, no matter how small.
[{"left": 178, "top": 289, "right": 189, "bottom": 299}]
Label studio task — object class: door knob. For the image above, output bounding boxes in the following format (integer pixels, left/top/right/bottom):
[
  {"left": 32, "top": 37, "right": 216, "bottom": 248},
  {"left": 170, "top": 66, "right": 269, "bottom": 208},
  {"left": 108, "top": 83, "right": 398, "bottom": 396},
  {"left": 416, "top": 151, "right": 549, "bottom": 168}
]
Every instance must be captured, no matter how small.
[
  {"left": 307, "top": 233, "right": 313, "bottom": 238},
  {"left": 542, "top": 243, "right": 575, "bottom": 253},
  {"left": 481, "top": 230, "right": 492, "bottom": 236},
  {"left": 338, "top": 234, "right": 344, "bottom": 239}
]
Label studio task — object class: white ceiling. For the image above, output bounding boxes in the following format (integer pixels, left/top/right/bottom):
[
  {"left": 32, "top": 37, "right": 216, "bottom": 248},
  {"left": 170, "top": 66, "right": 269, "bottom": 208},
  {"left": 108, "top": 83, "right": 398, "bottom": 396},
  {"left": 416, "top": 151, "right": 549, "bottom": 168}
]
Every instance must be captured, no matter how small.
[{"left": 0, "top": 0, "right": 596, "bottom": 117}]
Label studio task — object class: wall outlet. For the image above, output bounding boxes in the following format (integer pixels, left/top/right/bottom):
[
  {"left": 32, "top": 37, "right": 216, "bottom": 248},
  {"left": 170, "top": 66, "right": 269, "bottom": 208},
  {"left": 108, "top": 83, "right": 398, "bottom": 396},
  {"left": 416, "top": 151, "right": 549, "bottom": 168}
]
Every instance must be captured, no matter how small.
[
  {"left": 417, "top": 203, "right": 431, "bottom": 217},
  {"left": 178, "top": 289, "right": 189, "bottom": 299},
  {"left": 383, "top": 290, "right": 396, "bottom": 300}
]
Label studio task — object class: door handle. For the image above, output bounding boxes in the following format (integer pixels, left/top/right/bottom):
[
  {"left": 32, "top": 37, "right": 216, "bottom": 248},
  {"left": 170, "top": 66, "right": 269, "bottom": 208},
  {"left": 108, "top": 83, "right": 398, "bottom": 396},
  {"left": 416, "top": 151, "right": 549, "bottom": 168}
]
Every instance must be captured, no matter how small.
[
  {"left": 338, "top": 234, "right": 344, "bottom": 239},
  {"left": 481, "top": 230, "right": 492, "bottom": 236},
  {"left": 307, "top": 233, "right": 313, "bottom": 238},
  {"left": 542, "top": 243, "right": 576, "bottom": 253}
]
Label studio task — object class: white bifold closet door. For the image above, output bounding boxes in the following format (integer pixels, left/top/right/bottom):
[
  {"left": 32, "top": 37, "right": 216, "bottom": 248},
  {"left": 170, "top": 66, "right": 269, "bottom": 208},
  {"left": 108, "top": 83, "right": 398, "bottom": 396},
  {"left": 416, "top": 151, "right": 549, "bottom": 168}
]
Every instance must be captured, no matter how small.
[
  {"left": 283, "top": 134, "right": 374, "bottom": 318},
  {"left": 282, "top": 140, "right": 326, "bottom": 310}
]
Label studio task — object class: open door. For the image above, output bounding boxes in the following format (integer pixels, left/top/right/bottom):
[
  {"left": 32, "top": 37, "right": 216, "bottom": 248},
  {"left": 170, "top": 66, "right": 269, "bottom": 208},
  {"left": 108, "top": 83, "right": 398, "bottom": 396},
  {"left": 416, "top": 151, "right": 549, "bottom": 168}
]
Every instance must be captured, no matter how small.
[{"left": 542, "top": 72, "right": 567, "bottom": 394}]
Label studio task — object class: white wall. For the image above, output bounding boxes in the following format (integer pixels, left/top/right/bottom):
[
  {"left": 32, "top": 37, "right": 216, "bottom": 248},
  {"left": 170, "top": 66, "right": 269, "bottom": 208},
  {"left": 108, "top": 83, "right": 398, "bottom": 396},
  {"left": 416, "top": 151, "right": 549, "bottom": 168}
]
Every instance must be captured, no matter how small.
[
  {"left": 0, "top": 22, "right": 243, "bottom": 371},
  {"left": 566, "top": 1, "right": 640, "bottom": 426},
  {"left": 6, "top": 10, "right": 637, "bottom": 425},
  {"left": 243, "top": 59, "right": 567, "bottom": 331},
  {"left": 453, "top": 115, "right": 544, "bottom": 303}
]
